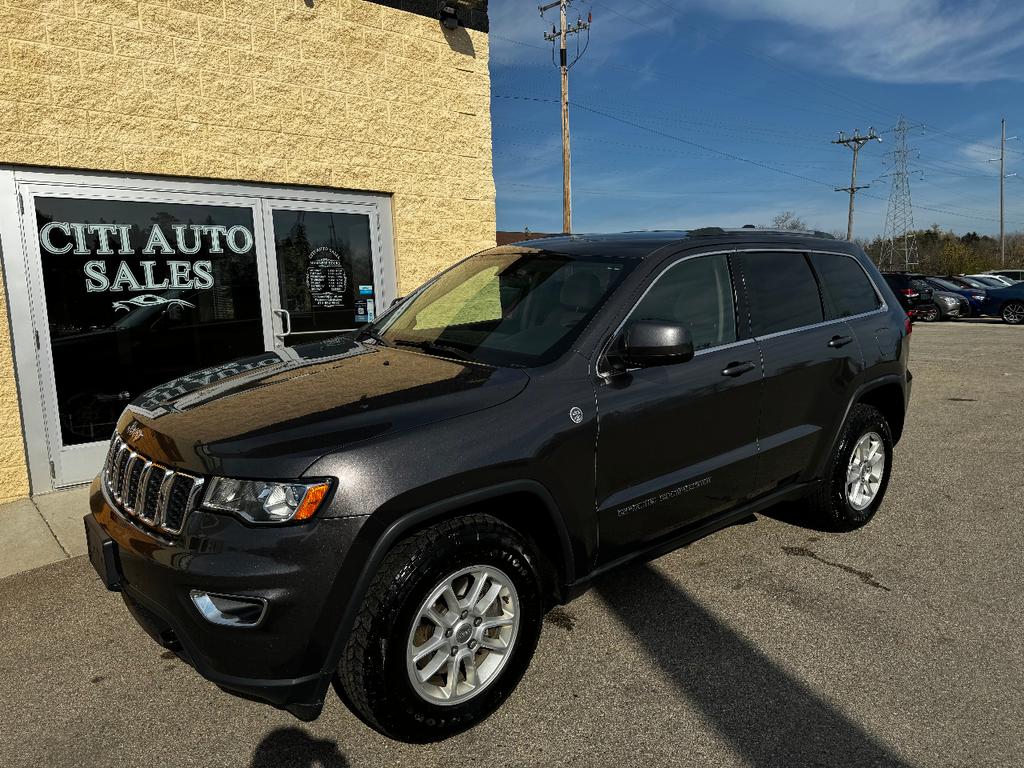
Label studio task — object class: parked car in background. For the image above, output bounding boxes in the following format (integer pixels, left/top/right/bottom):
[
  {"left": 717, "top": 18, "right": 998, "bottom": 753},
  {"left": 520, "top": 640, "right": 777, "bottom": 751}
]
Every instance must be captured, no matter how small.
[
  {"left": 988, "top": 269, "right": 1024, "bottom": 282},
  {"left": 942, "top": 275, "right": 990, "bottom": 291},
  {"left": 926, "top": 290, "right": 969, "bottom": 321},
  {"left": 924, "top": 277, "right": 986, "bottom": 316},
  {"left": 881, "top": 272, "right": 934, "bottom": 318},
  {"left": 967, "top": 274, "right": 1015, "bottom": 288},
  {"left": 980, "top": 282, "right": 1024, "bottom": 324}
]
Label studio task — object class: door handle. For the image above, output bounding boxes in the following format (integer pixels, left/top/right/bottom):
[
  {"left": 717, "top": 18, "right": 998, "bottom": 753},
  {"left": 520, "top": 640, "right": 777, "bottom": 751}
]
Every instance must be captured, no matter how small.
[
  {"left": 828, "top": 334, "right": 854, "bottom": 348},
  {"left": 273, "top": 308, "right": 292, "bottom": 338},
  {"left": 721, "top": 360, "right": 756, "bottom": 377}
]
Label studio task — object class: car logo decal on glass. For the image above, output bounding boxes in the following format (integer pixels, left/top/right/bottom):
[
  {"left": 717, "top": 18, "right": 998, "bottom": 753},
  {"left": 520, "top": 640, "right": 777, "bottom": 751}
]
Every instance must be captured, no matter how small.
[
  {"left": 126, "top": 422, "right": 144, "bottom": 442},
  {"left": 112, "top": 294, "right": 196, "bottom": 313},
  {"left": 569, "top": 406, "right": 584, "bottom": 424}
]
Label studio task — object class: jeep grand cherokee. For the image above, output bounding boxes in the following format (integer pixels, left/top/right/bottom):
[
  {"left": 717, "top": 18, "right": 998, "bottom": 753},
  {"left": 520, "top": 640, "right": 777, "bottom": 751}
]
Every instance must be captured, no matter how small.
[{"left": 85, "top": 229, "right": 911, "bottom": 742}]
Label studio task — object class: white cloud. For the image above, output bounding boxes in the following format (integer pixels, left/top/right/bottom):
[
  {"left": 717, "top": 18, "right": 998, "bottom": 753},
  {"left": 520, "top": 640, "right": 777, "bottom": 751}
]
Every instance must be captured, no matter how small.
[{"left": 683, "top": 0, "right": 1024, "bottom": 84}]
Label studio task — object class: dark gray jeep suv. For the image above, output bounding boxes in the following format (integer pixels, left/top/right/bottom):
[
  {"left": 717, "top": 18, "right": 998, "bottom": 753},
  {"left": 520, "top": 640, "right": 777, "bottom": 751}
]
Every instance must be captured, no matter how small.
[{"left": 85, "top": 229, "right": 912, "bottom": 742}]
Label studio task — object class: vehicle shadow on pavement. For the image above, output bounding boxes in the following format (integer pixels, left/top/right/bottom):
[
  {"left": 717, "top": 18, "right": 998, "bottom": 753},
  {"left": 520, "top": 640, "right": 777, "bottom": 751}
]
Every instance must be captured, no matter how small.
[
  {"left": 596, "top": 564, "right": 913, "bottom": 768},
  {"left": 758, "top": 500, "right": 837, "bottom": 532},
  {"left": 250, "top": 727, "right": 349, "bottom": 768}
]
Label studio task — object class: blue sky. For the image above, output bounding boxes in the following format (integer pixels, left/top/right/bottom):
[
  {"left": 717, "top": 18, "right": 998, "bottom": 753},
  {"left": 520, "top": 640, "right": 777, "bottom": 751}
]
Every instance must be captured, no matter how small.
[{"left": 488, "top": 0, "right": 1024, "bottom": 238}]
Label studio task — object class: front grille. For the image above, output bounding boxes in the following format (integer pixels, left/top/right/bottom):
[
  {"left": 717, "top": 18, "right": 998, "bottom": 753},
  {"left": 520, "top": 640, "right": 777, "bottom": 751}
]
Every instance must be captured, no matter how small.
[{"left": 103, "top": 435, "right": 205, "bottom": 536}]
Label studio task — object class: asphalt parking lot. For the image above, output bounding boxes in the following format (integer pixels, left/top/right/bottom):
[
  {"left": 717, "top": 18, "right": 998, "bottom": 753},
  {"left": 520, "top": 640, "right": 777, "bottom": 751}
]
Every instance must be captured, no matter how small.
[{"left": 1, "top": 321, "right": 1022, "bottom": 768}]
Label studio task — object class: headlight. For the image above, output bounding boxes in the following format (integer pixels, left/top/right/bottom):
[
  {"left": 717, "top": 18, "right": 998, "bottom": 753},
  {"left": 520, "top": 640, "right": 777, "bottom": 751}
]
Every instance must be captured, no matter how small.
[
  {"left": 972, "top": 294, "right": 985, "bottom": 301},
  {"left": 939, "top": 296, "right": 957, "bottom": 307},
  {"left": 203, "top": 478, "right": 331, "bottom": 523}
]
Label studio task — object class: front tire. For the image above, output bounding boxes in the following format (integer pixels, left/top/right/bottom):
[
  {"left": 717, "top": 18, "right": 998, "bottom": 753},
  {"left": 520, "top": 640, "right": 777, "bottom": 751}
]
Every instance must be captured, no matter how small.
[
  {"left": 917, "top": 303, "right": 940, "bottom": 322},
  {"left": 807, "top": 404, "right": 893, "bottom": 530},
  {"left": 1002, "top": 301, "right": 1024, "bottom": 325},
  {"left": 335, "top": 514, "right": 544, "bottom": 742}
]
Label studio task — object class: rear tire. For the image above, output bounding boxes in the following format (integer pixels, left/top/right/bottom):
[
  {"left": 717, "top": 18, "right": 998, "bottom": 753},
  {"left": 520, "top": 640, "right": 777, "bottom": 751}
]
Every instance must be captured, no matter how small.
[
  {"left": 1002, "top": 301, "right": 1024, "bottom": 325},
  {"left": 335, "top": 514, "right": 544, "bottom": 742},
  {"left": 806, "top": 404, "right": 893, "bottom": 530}
]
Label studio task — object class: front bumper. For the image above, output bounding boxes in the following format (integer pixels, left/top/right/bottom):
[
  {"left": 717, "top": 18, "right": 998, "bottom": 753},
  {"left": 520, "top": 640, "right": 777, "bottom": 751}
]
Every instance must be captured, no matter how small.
[{"left": 86, "top": 477, "right": 368, "bottom": 720}]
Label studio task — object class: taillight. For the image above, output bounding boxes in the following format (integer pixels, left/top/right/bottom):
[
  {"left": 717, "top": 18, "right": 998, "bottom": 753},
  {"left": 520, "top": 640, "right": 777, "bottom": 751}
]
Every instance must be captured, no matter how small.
[
  {"left": 898, "top": 288, "right": 916, "bottom": 297},
  {"left": 904, "top": 316, "right": 913, "bottom": 335}
]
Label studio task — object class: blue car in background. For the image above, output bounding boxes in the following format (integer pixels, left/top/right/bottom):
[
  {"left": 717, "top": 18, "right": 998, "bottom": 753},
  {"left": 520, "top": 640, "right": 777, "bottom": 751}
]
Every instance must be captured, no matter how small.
[
  {"left": 925, "top": 276, "right": 987, "bottom": 317},
  {"left": 981, "top": 283, "right": 1024, "bottom": 324}
]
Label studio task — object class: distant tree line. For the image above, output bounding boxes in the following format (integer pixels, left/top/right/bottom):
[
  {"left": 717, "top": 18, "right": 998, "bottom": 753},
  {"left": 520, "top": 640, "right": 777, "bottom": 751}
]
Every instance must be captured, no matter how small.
[{"left": 765, "top": 212, "right": 1024, "bottom": 273}]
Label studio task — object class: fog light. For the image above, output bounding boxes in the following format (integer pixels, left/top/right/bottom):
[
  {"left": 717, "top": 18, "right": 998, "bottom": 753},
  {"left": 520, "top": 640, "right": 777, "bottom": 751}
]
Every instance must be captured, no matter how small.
[{"left": 190, "top": 590, "right": 267, "bottom": 627}]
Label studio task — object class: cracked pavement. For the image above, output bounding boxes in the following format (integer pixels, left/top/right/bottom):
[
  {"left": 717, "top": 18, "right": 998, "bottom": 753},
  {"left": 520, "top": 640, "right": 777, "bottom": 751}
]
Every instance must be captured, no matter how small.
[{"left": 1, "top": 320, "right": 1022, "bottom": 767}]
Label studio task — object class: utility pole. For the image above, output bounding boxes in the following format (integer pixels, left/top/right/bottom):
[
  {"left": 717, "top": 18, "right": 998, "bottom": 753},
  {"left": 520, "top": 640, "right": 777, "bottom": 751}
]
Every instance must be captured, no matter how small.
[
  {"left": 833, "top": 128, "right": 882, "bottom": 240},
  {"left": 540, "top": 1, "right": 590, "bottom": 234},
  {"left": 988, "top": 118, "right": 1017, "bottom": 266}
]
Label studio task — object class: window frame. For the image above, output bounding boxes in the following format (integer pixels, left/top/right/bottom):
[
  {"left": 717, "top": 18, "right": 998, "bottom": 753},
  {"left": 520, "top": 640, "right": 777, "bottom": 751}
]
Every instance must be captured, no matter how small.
[
  {"left": 807, "top": 250, "right": 885, "bottom": 321},
  {"left": 738, "top": 249, "right": 888, "bottom": 341},
  {"left": 600, "top": 250, "right": 749, "bottom": 375}
]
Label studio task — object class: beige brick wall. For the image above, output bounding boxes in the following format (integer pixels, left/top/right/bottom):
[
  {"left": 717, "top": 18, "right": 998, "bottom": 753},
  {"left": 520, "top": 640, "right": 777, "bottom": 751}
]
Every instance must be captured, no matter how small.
[{"left": 0, "top": 0, "right": 495, "bottom": 499}]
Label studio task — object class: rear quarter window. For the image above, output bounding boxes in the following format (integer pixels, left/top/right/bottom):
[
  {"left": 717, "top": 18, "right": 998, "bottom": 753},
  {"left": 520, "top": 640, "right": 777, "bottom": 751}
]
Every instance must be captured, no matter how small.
[{"left": 810, "top": 253, "right": 882, "bottom": 318}]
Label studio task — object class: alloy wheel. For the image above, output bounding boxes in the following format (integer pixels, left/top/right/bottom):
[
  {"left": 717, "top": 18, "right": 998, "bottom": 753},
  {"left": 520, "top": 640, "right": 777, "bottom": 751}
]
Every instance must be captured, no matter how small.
[
  {"left": 846, "top": 431, "right": 885, "bottom": 511},
  {"left": 1002, "top": 302, "right": 1024, "bottom": 325},
  {"left": 406, "top": 565, "right": 520, "bottom": 706}
]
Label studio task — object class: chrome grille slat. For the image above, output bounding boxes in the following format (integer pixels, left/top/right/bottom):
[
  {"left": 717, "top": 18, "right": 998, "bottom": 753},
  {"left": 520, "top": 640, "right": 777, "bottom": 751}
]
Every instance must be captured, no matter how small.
[
  {"left": 154, "top": 469, "right": 175, "bottom": 529},
  {"left": 102, "top": 435, "right": 202, "bottom": 537},
  {"left": 134, "top": 461, "right": 153, "bottom": 519}
]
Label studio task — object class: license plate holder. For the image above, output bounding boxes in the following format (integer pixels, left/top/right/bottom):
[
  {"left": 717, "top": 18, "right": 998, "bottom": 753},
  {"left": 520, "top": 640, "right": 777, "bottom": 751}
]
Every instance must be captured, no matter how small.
[{"left": 84, "top": 515, "right": 122, "bottom": 592}]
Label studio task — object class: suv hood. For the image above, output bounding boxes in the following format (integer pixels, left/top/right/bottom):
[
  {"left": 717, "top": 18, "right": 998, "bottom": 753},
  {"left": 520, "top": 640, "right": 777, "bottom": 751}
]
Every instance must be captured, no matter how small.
[{"left": 119, "top": 337, "right": 529, "bottom": 478}]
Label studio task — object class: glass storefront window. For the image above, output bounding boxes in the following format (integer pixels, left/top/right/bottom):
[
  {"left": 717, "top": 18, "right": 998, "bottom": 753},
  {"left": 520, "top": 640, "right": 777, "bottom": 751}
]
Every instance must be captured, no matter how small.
[
  {"left": 272, "top": 209, "right": 376, "bottom": 345},
  {"left": 36, "top": 197, "right": 265, "bottom": 446}
]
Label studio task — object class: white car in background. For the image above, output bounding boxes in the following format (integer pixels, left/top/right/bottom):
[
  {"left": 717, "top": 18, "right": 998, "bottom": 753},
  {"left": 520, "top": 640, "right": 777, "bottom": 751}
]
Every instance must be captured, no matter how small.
[
  {"left": 986, "top": 269, "right": 1024, "bottom": 282},
  {"left": 967, "top": 274, "right": 1015, "bottom": 288}
]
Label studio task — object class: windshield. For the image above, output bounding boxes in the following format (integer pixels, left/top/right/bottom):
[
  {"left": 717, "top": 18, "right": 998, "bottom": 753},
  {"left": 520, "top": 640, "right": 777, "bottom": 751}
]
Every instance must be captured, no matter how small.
[
  {"left": 957, "top": 276, "right": 986, "bottom": 289},
  {"left": 968, "top": 276, "right": 1002, "bottom": 287},
  {"left": 929, "top": 277, "right": 962, "bottom": 292},
  {"left": 372, "top": 249, "right": 635, "bottom": 367}
]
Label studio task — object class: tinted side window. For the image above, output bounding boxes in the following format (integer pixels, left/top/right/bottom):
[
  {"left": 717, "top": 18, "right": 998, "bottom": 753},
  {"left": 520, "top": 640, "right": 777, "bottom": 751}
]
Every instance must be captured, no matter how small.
[
  {"left": 631, "top": 253, "right": 737, "bottom": 351},
  {"left": 740, "top": 252, "right": 823, "bottom": 336},
  {"left": 809, "top": 252, "right": 882, "bottom": 318}
]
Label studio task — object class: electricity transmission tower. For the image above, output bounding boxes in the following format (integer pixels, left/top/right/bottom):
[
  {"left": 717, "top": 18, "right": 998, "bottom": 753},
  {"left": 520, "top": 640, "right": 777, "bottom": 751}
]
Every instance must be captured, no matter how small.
[
  {"left": 833, "top": 128, "right": 881, "bottom": 240},
  {"left": 880, "top": 116, "right": 920, "bottom": 271},
  {"left": 540, "top": 0, "right": 590, "bottom": 234}
]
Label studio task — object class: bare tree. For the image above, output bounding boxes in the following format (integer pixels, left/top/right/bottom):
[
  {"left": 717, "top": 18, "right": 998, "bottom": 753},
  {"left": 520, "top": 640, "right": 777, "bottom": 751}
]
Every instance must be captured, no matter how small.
[{"left": 767, "top": 211, "right": 808, "bottom": 231}]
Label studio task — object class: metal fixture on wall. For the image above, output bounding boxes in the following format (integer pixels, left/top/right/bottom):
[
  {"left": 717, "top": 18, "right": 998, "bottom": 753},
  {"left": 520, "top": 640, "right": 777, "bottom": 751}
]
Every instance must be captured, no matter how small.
[{"left": 439, "top": 2, "right": 459, "bottom": 29}]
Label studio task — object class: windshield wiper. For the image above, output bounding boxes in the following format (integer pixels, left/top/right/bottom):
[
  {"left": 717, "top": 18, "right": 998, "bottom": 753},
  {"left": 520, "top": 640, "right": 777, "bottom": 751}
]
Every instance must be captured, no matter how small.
[
  {"left": 392, "top": 338, "right": 474, "bottom": 362},
  {"left": 356, "top": 326, "right": 391, "bottom": 347}
]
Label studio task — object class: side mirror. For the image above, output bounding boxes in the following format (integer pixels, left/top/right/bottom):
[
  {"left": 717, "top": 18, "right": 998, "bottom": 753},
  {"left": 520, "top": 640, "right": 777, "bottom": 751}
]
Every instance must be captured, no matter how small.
[{"left": 621, "top": 321, "right": 695, "bottom": 368}]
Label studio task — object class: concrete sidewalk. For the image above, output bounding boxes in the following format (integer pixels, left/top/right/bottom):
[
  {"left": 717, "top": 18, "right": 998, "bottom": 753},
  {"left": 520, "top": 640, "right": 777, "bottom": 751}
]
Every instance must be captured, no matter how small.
[{"left": 0, "top": 485, "right": 89, "bottom": 579}]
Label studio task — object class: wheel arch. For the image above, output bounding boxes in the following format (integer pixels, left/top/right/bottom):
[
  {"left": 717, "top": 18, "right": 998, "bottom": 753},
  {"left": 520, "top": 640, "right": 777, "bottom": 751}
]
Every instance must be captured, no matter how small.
[
  {"left": 316, "top": 480, "right": 575, "bottom": 683},
  {"left": 855, "top": 378, "right": 907, "bottom": 444}
]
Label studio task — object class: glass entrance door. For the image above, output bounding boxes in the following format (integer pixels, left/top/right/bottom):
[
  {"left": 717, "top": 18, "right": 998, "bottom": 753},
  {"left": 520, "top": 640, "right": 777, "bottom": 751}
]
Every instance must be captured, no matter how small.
[
  {"left": 15, "top": 177, "right": 396, "bottom": 490},
  {"left": 22, "top": 188, "right": 273, "bottom": 487},
  {"left": 264, "top": 202, "right": 384, "bottom": 348}
]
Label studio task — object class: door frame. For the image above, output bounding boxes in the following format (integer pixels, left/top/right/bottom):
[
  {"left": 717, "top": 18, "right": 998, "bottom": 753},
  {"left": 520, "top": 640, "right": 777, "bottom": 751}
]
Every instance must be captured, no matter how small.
[
  {"left": 260, "top": 198, "right": 394, "bottom": 349},
  {"left": 0, "top": 167, "right": 396, "bottom": 494}
]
